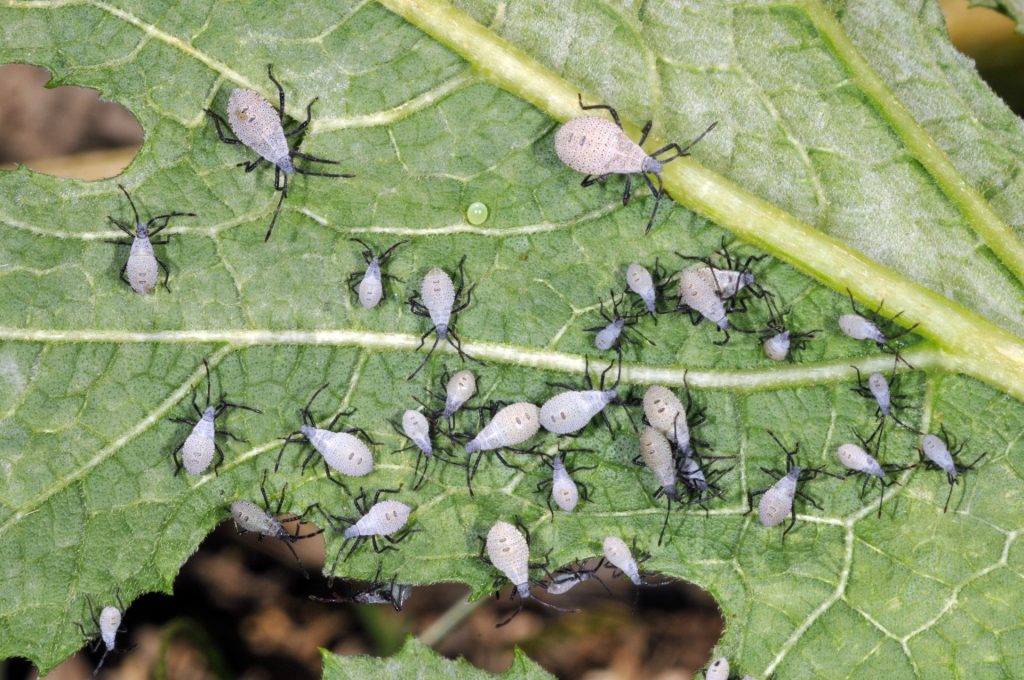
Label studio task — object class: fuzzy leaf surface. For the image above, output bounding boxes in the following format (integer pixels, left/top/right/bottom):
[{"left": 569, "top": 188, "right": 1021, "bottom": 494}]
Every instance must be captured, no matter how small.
[{"left": 0, "top": 1, "right": 1023, "bottom": 678}]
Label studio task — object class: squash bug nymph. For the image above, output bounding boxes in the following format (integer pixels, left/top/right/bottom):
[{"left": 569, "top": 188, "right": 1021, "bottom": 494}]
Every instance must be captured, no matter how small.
[
  {"left": 554, "top": 94, "right": 716, "bottom": 233},
  {"left": 540, "top": 357, "right": 633, "bottom": 436},
  {"left": 206, "top": 65, "right": 354, "bottom": 240},
  {"left": 851, "top": 356, "right": 916, "bottom": 432},
  {"left": 535, "top": 449, "right": 597, "bottom": 517},
  {"left": 919, "top": 427, "right": 988, "bottom": 512},
  {"left": 229, "top": 470, "right": 324, "bottom": 578},
  {"left": 105, "top": 183, "right": 195, "bottom": 295},
  {"left": 170, "top": 358, "right": 261, "bottom": 476},
  {"left": 314, "top": 487, "right": 415, "bottom": 583},
  {"left": 276, "top": 383, "right": 376, "bottom": 486},
  {"left": 311, "top": 565, "right": 412, "bottom": 611},
  {"left": 754, "top": 295, "right": 818, "bottom": 362},
  {"left": 77, "top": 593, "right": 126, "bottom": 677},
  {"left": 586, "top": 290, "right": 655, "bottom": 357},
  {"left": 347, "top": 238, "right": 407, "bottom": 309},
  {"left": 461, "top": 401, "right": 541, "bottom": 496},
  {"left": 392, "top": 406, "right": 461, "bottom": 490},
  {"left": 838, "top": 290, "right": 918, "bottom": 354},
  {"left": 837, "top": 424, "right": 912, "bottom": 518},
  {"left": 480, "top": 520, "right": 577, "bottom": 627},
  {"left": 747, "top": 431, "right": 841, "bottom": 540},
  {"left": 407, "top": 256, "right": 477, "bottom": 380},
  {"left": 544, "top": 558, "right": 611, "bottom": 596}
]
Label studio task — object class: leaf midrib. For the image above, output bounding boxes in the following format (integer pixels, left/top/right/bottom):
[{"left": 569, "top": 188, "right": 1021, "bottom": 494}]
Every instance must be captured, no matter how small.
[{"left": 375, "top": 0, "right": 1024, "bottom": 402}]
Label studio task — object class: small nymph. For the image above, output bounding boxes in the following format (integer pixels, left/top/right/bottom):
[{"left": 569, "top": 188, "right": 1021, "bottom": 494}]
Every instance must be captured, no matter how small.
[
  {"left": 346, "top": 238, "right": 407, "bottom": 309},
  {"left": 463, "top": 402, "right": 541, "bottom": 495},
  {"left": 105, "top": 183, "right": 195, "bottom": 295},
  {"left": 407, "top": 257, "right": 477, "bottom": 380},
  {"left": 170, "top": 358, "right": 261, "bottom": 476},
  {"left": 919, "top": 428, "right": 987, "bottom": 512},
  {"left": 230, "top": 470, "right": 324, "bottom": 577},
  {"left": 276, "top": 383, "right": 375, "bottom": 485},
  {"left": 747, "top": 431, "right": 840, "bottom": 540},
  {"left": 316, "top": 488, "right": 414, "bottom": 582},
  {"left": 481, "top": 520, "right": 575, "bottom": 626}
]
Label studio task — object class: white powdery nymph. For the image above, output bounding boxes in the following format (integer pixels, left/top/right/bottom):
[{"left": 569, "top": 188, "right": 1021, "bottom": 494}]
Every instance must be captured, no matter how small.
[
  {"left": 181, "top": 407, "right": 216, "bottom": 476},
  {"left": 626, "top": 262, "right": 657, "bottom": 313},
  {"left": 300, "top": 425, "right": 374, "bottom": 477},
  {"left": 602, "top": 536, "right": 641, "bottom": 585},
  {"left": 758, "top": 469, "right": 801, "bottom": 527},
  {"left": 401, "top": 409, "right": 432, "bottom": 456},
  {"left": 227, "top": 88, "right": 292, "bottom": 170},
  {"left": 345, "top": 500, "right": 411, "bottom": 538},
  {"left": 487, "top": 521, "right": 531, "bottom": 596},
  {"left": 465, "top": 402, "right": 540, "bottom": 454},
  {"left": 444, "top": 370, "right": 476, "bottom": 418},
  {"left": 540, "top": 388, "right": 616, "bottom": 435}
]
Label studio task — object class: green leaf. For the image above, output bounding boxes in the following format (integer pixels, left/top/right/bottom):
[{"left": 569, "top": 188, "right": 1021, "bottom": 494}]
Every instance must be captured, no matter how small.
[
  {"left": 970, "top": 0, "right": 1024, "bottom": 30},
  {"left": 320, "top": 637, "right": 553, "bottom": 679},
  {"left": 0, "top": 1, "right": 1022, "bottom": 678}
]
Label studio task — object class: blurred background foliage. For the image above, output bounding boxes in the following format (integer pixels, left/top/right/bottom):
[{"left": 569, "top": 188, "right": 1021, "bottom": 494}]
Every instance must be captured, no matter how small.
[{"left": 0, "top": 1, "right": 1021, "bottom": 678}]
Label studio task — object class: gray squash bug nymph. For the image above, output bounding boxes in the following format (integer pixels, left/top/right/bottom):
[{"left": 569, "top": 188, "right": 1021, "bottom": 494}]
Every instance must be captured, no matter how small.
[
  {"left": 635, "top": 426, "right": 684, "bottom": 545},
  {"left": 461, "top": 401, "right": 541, "bottom": 496},
  {"left": 480, "top": 519, "right": 577, "bottom": 627},
  {"left": 838, "top": 290, "right": 918, "bottom": 354},
  {"left": 674, "top": 240, "right": 771, "bottom": 344},
  {"left": 543, "top": 557, "right": 612, "bottom": 596},
  {"left": 624, "top": 260, "right": 671, "bottom": 317},
  {"left": 407, "top": 256, "right": 478, "bottom": 380},
  {"left": 678, "top": 447, "right": 736, "bottom": 514},
  {"left": 540, "top": 357, "right": 633, "bottom": 436},
  {"left": 310, "top": 565, "right": 412, "bottom": 611},
  {"left": 535, "top": 449, "right": 597, "bottom": 517},
  {"left": 314, "top": 487, "right": 416, "bottom": 584},
  {"left": 837, "top": 424, "right": 911, "bottom": 518},
  {"left": 753, "top": 295, "right": 818, "bottom": 362},
  {"left": 346, "top": 238, "right": 407, "bottom": 309},
  {"left": 554, "top": 94, "right": 717, "bottom": 233},
  {"left": 170, "top": 358, "right": 262, "bottom": 476},
  {"left": 76, "top": 593, "right": 126, "bottom": 677},
  {"left": 391, "top": 406, "right": 461, "bottom": 490},
  {"left": 746, "top": 431, "right": 841, "bottom": 540},
  {"left": 229, "top": 470, "right": 324, "bottom": 578},
  {"left": 586, "top": 290, "right": 655, "bottom": 357},
  {"left": 205, "top": 65, "right": 354, "bottom": 241},
  {"left": 851, "top": 356, "right": 915, "bottom": 432},
  {"left": 276, "top": 383, "right": 376, "bottom": 487},
  {"left": 642, "top": 375, "right": 707, "bottom": 458},
  {"left": 602, "top": 536, "right": 671, "bottom": 592},
  {"left": 105, "top": 184, "right": 195, "bottom": 295},
  {"left": 919, "top": 427, "right": 988, "bottom": 512}
]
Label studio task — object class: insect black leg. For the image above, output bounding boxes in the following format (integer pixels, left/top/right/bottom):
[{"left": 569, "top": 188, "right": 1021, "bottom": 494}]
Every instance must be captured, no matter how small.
[
  {"left": 156, "top": 256, "right": 171, "bottom": 292},
  {"left": 107, "top": 216, "right": 135, "bottom": 238},
  {"left": 637, "top": 119, "right": 653, "bottom": 146},
  {"left": 781, "top": 506, "right": 797, "bottom": 543},
  {"left": 205, "top": 109, "right": 243, "bottom": 144},
  {"left": 654, "top": 121, "right": 718, "bottom": 161},
  {"left": 290, "top": 150, "right": 344, "bottom": 166},
  {"left": 239, "top": 158, "right": 265, "bottom": 173},
  {"left": 171, "top": 441, "right": 185, "bottom": 475},
  {"left": 408, "top": 333, "right": 442, "bottom": 381},
  {"left": 267, "top": 64, "right": 286, "bottom": 120},
  {"left": 577, "top": 93, "right": 623, "bottom": 128},
  {"left": 265, "top": 169, "right": 288, "bottom": 241},
  {"left": 622, "top": 175, "right": 633, "bottom": 206},
  {"left": 119, "top": 261, "right": 130, "bottom": 287},
  {"left": 581, "top": 173, "right": 611, "bottom": 187},
  {"left": 285, "top": 97, "right": 317, "bottom": 137},
  {"left": 212, "top": 442, "right": 225, "bottom": 475},
  {"left": 943, "top": 481, "right": 955, "bottom": 513},
  {"left": 641, "top": 172, "right": 664, "bottom": 234}
]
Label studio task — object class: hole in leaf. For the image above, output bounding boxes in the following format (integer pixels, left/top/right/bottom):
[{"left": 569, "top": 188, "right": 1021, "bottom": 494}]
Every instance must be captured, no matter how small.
[
  {"left": 0, "top": 64, "right": 143, "bottom": 180},
  {"left": 35, "top": 522, "right": 725, "bottom": 679}
]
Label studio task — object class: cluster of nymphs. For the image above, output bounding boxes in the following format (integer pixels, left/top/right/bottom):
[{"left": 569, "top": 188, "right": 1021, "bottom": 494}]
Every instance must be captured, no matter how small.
[{"left": 81, "top": 77, "right": 988, "bottom": 676}]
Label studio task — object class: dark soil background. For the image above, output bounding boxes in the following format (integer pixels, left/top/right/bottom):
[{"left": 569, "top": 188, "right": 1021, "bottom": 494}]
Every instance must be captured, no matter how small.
[{"left": 1, "top": 2, "right": 1021, "bottom": 678}]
